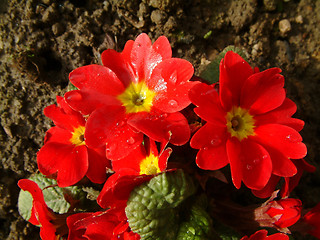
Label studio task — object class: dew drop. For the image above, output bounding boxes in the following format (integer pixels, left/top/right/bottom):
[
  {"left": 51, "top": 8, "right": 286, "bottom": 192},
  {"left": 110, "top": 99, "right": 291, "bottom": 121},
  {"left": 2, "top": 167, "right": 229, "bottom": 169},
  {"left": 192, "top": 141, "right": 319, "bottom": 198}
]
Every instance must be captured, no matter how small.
[
  {"left": 210, "top": 137, "right": 221, "bottom": 146},
  {"left": 203, "top": 147, "right": 208, "bottom": 151},
  {"left": 168, "top": 99, "right": 178, "bottom": 107},
  {"left": 253, "top": 158, "right": 260, "bottom": 165},
  {"left": 262, "top": 154, "right": 268, "bottom": 159},
  {"left": 127, "top": 137, "right": 135, "bottom": 145},
  {"left": 160, "top": 113, "right": 168, "bottom": 118},
  {"left": 116, "top": 121, "right": 125, "bottom": 127},
  {"left": 106, "top": 144, "right": 116, "bottom": 155},
  {"left": 246, "top": 164, "right": 253, "bottom": 170}
]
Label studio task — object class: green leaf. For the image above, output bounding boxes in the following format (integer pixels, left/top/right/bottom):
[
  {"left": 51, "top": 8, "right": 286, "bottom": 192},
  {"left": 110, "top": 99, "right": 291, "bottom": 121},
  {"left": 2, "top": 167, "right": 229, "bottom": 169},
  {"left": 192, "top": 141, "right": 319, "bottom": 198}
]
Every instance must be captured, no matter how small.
[
  {"left": 18, "top": 188, "right": 34, "bottom": 223},
  {"left": 125, "top": 170, "right": 197, "bottom": 240},
  {"left": 176, "top": 203, "right": 212, "bottom": 240},
  {"left": 211, "top": 215, "right": 242, "bottom": 240},
  {"left": 200, "top": 46, "right": 248, "bottom": 84},
  {"left": 18, "top": 173, "right": 83, "bottom": 222}
]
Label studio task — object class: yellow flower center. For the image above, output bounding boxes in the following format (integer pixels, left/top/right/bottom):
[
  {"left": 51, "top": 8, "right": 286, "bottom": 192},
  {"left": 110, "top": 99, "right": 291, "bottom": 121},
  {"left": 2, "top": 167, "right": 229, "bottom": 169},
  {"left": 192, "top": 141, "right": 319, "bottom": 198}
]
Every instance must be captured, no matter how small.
[
  {"left": 226, "top": 107, "right": 255, "bottom": 141},
  {"left": 70, "top": 126, "right": 86, "bottom": 146},
  {"left": 139, "top": 153, "right": 161, "bottom": 175},
  {"left": 118, "top": 81, "right": 156, "bottom": 114}
]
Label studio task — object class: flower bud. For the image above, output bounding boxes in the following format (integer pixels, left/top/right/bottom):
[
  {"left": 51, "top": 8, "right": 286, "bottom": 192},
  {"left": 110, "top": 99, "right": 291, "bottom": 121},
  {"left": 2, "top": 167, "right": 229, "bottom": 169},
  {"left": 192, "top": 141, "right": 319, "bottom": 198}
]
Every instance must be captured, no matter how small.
[{"left": 255, "top": 192, "right": 302, "bottom": 233}]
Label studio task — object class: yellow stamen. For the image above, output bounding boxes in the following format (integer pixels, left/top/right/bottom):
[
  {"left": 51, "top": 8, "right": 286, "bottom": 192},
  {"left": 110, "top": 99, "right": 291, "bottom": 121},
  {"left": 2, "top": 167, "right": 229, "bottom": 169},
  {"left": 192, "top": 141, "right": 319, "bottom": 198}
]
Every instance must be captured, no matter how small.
[
  {"left": 139, "top": 153, "right": 161, "bottom": 175},
  {"left": 70, "top": 126, "right": 86, "bottom": 146},
  {"left": 226, "top": 107, "right": 255, "bottom": 141},
  {"left": 117, "top": 81, "right": 156, "bottom": 114}
]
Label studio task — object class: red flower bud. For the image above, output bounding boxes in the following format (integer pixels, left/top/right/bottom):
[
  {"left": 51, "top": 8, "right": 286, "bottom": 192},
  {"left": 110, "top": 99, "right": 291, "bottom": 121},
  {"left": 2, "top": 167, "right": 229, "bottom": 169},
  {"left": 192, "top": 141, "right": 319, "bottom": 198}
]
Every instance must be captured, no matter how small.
[{"left": 255, "top": 192, "right": 302, "bottom": 233}]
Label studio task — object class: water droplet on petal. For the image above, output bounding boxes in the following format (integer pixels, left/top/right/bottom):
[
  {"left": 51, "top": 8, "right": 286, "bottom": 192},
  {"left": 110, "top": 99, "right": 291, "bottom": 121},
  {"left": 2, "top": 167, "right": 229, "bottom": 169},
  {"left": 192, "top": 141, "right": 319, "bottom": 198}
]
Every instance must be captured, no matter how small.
[
  {"left": 116, "top": 121, "right": 125, "bottom": 127},
  {"left": 168, "top": 99, "right": 178, "bottom": 107},
  {"left": 246, "top": 164, "right": 253, "bottom": 170},
  {"left": 127, "top": 137, "right": 135, "bottom": 145},
  {"left": 253, "top": 158, "right": 260, "bottom": 164},
  {"left": 203, "top": 147, "right": 208, "bottom": 151},
  {"left": 210, "top": 136, "right": 221, "bottom": 146}
]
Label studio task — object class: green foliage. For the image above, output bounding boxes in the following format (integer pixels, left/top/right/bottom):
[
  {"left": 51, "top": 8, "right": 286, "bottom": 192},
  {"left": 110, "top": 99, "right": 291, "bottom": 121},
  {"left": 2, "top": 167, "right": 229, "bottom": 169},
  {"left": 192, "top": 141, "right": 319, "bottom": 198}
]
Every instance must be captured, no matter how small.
[
  {"left": 126, "top": 170, "right": 214, "bottom": 240},
  {"left": 200, "top": 46, "right": 248, "bottom": 84},
  {"left": 211, "top": 215, "right": 242, "bottom": 240},
  {"left": 176, "top": 200, "right": 212, "bottom": 240}
]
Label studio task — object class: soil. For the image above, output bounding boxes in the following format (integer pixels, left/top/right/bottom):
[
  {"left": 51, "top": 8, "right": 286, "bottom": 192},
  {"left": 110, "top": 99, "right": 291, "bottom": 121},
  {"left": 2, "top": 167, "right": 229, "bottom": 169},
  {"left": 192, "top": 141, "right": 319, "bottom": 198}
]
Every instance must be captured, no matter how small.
[{"left": 0, "top": 0, "right": 319, "bottom": 239}]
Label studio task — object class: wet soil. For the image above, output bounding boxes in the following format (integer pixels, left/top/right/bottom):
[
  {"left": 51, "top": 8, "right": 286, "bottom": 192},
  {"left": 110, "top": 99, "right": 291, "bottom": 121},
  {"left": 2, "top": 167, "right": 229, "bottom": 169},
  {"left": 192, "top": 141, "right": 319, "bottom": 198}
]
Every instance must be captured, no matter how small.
[{"left": 0, "top": 0, "right": 320, "bottom": 239}]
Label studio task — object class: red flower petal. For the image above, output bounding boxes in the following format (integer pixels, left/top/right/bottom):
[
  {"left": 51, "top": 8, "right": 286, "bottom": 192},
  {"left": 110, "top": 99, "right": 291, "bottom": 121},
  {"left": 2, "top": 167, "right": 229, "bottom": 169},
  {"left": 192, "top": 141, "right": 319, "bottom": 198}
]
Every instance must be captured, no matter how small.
[
  {"left": 37, "top": 143, "right": 88, "bottom": 187},
  {"left": 43, "top": 126, "right": 72, "bottom": 145},
  {"left": 111, "top": 143, "right": 147, "bottom": 173},
  {"left": 255, "top": 98, "right": 304, "bottom": 132},
  {"left": 241, "top": 68, "right": 286, "bottom": 115},
  {"left": 18, "top": 179, "right": 46, "bottom": 226},
  {"left": 128, "top": 111, "right": 190, "bottom": 145},
  {"left": 190, "top": 123, "right": 227, "bottom": 149},
  {"left": 265, "top": 147, "right": 297, "bottom": 177},
  {"left": 67, "top": 211, "right": 119, "bottom": 240},
  {"left": 151, "top": 35, "right": 172, "bottom": 59},
  {"left": 241, "top": 230, "right": 289, "bottom": 240},
  {"left": 196, "top": 145, "right": 228, "bottom": 170},
  {"left": 281, "top": 159, "right": 316, "bottom": 197},
  {"left": 44, "top": 103, "right": 85, "bottom": 132},
  {"left": 65, "top": 89, "right": 122, "bottom": 116},
  {"left": 254, "top": 124, "right": 307, "bottom": 160},
  {"left": 252, "top": 175, "right": 281, "bottom": 198},
  {"left": 130, "top": 33, "right": 172, "bottom": 82},
  {"left": 101, "top": 41, "right": 135, "bottom": 87},
  {"left": 35, "top": 201, "right": 58, "bottom": 240},
  {"left": 84, "top": 106, "right": 143, "bottom": 160},
  {"left": 189, "top": 83, "right": 226, "bottom": 125},
  {"left": 69, "top": 64, "right": 125, "bottom": 95},
  {"left": 219, "top": 51, "right": 254, "bottom": 111},
  {"left": 86, "top": 147, "right": 111, "bottom": 184},
  {"left": 159, "top": 148, "right": 172, "bottom": 172},
  {"left": 226, "top": 138, "right": 243, "bottom": 189},
  {"left": 240, "top": 139, "right": 272, "bottom": 190},
  {"left": 97, "top": 169, "right": 152, "bottom": 208},
  {"left": 149, "top": 58, "right": 195, "bottom": 113}
]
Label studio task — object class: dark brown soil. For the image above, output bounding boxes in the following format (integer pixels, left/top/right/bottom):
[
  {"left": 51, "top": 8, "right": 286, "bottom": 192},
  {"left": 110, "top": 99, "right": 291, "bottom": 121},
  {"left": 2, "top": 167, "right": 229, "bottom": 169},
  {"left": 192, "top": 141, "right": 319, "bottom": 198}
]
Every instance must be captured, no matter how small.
[{"left": 0, "top": 0, "right": 319, "bottom": 239}]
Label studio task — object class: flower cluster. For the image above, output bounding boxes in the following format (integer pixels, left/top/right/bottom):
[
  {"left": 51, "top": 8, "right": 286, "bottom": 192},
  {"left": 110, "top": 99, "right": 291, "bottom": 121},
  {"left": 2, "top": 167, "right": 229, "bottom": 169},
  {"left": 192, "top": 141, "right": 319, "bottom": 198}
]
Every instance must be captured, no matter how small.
[{"left": 18, "top": 33, "right": 319, "bottom": 240}]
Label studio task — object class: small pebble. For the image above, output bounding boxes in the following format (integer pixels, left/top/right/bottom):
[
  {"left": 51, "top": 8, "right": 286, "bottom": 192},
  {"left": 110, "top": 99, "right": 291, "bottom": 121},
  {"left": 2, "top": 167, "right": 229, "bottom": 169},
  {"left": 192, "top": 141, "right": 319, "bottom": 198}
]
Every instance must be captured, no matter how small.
[
  {"left": 295, "top": 15, "right": 303, "bottom": 24},
  {"left": 150, "top": 10, "right": 166, "bottom": 25},
  {"left": 52, "top": 22, "right": 64, "bottom": 36},
  {"left": 279, "top": 19, "right": 291, "bottom": 35}
]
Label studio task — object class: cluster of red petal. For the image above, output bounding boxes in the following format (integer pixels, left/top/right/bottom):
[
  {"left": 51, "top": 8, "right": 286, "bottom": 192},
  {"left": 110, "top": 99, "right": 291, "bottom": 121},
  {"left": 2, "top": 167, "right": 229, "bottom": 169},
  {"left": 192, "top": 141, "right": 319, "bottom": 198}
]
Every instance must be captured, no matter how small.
[
  {"left": 65, "top": 33, "right": 196, "bottom": 161},
  {"left": 67, "top": 207, "right": 140, "bottom": 240},
  {"left": 265, "top": 198, "right": 302, "bottom": 229},
  {"left": 97, "top": 138, "right": 171, "bottom": 208},
  {"left": 37, "top": 96, "right": 111, "bottom": 187},
  {"left": 189, "top": 51, "right": 307, "bottom": 192},
  {"left": 18, "top": 179, "right": 68, "bottom": 240},
  {"left": 67, "top": 139, "right": 170, "bottom": 239},
  {"left": 303, "top": 203, "right": 320, "bottom": 239},
  {"left": 240, "top": 229, "right": 289, "bottom": 240}
]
